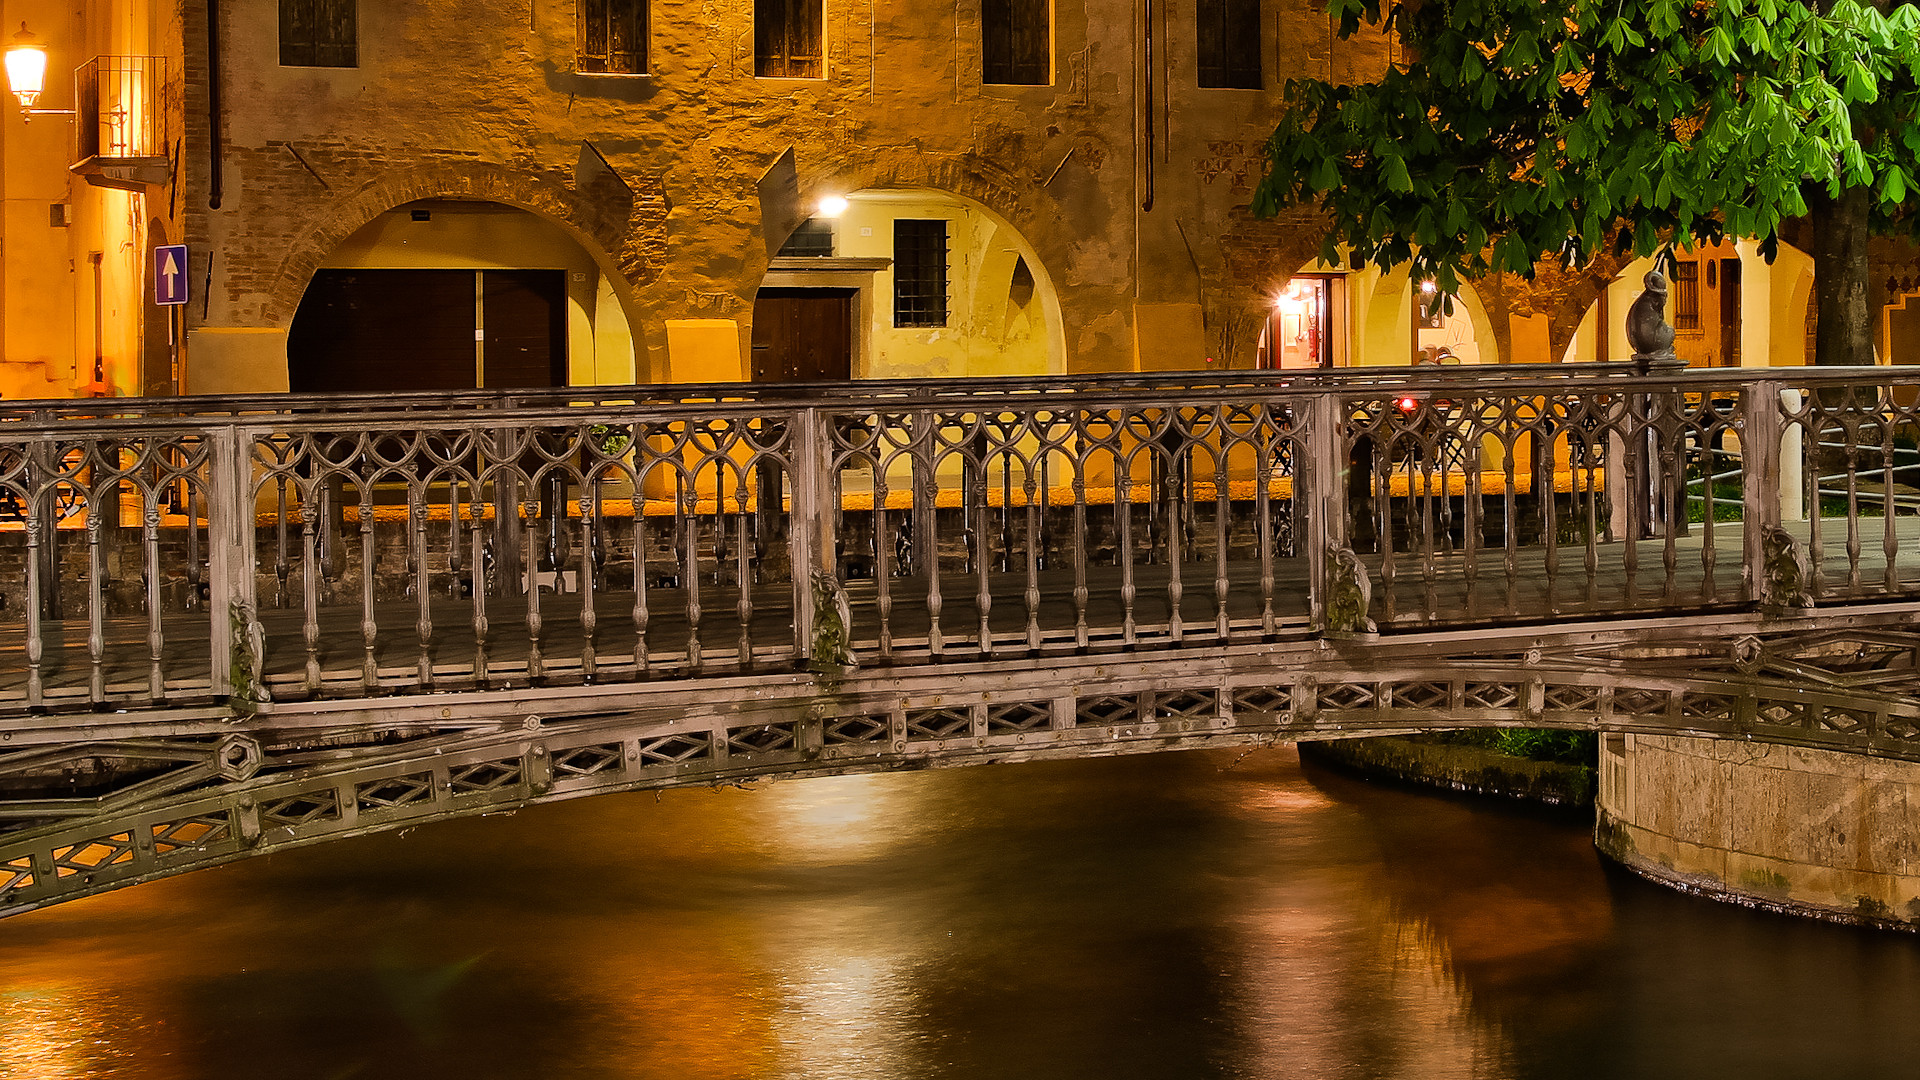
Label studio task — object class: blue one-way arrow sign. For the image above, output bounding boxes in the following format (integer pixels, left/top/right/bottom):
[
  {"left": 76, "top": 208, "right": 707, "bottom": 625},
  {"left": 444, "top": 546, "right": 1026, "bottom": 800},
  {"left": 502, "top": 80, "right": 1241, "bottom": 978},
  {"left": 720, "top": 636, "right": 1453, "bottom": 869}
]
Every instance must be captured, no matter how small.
[{"left": 153, "top": 245, "right": 189, "bottom": 306}]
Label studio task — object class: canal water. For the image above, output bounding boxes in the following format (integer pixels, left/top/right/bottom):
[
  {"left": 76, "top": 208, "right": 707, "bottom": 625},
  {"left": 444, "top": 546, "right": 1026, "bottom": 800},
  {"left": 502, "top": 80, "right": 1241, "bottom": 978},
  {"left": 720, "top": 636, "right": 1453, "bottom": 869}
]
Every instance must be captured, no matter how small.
[{"left": 4, "top": 746, "right": 1919, "bottom": 1079}]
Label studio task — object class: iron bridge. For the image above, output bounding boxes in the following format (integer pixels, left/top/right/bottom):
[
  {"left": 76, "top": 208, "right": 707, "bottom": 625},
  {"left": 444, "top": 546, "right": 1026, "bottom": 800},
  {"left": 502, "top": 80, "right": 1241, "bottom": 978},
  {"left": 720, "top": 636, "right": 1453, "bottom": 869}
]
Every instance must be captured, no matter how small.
[{"left": 2, "top": 363, "right": 1919, "bottom": 915}]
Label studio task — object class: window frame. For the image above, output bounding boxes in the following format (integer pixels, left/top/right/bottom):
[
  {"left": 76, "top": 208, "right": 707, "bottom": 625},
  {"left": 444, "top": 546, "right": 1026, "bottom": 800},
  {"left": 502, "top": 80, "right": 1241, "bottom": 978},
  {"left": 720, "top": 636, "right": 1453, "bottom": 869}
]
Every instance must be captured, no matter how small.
[
  {"left": 982, "top": 0, "right": 1052, "bottom": 86},
  {"left": 279, "top": 0, "right": 358, "bottom": 69},
  {"left": 755, "top": 0, "right": 824, "bottom": 79},
  {"left": 578, "top": 0, "right": 650, "bottom": 75},
  {"left": 893, "top": 219, "right": 950, "bottom": 329},
  {"left": 1196, "top": 0, "right": 1261, "bottom": 89},
  {"left": 1672, "top": 260, "right": 1701, "bottom": 332}
]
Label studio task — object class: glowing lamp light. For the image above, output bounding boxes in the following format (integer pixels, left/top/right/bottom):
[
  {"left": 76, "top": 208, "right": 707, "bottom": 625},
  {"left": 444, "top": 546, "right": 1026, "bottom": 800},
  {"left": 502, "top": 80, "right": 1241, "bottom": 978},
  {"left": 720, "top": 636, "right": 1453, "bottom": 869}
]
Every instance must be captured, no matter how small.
[
  {"left": 6, "top": 23, "right": 47, "bottom": 110},
  {"left": 817, "top": 195, "right": 849, "bottom": 218},
  {"left": 1396, "top": 396, "right": 1421, "bottom": 413}
]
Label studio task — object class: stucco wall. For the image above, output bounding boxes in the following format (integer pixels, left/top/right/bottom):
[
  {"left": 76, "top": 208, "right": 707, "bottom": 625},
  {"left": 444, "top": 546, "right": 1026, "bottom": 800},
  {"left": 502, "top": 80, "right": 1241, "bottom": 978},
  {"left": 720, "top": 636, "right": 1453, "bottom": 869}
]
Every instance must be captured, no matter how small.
[
  {"left": 179, "top": 0, "right": 1404, "bottom": 391},
  {"left": 1596, "top": 732, "right": 1920, "bottom": 930}
]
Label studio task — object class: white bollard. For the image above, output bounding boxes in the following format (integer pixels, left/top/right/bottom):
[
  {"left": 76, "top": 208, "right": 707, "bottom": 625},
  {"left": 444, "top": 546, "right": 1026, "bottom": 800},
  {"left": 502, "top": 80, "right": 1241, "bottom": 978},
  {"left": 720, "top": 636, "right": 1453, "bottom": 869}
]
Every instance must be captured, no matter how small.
[{"left": 1778, "top": 388, "right": 1805, "bottom": 521}]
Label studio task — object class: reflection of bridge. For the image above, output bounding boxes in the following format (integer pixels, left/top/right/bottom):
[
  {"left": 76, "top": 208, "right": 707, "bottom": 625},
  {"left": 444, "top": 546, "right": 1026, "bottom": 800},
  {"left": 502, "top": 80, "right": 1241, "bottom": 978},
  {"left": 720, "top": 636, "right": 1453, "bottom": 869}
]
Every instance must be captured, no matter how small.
[{"left": 3, "top": 363, "right": 1920, "bottom": 915}]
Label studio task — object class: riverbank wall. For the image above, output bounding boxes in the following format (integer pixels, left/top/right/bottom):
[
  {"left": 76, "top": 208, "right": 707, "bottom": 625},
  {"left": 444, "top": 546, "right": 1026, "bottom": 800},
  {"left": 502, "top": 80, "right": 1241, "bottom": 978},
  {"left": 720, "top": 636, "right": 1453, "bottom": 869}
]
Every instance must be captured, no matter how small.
[
  {"left": 1302, "top": 735, "right": 1595, "bottom": 809},
  {"left": 1595, "top": 733, "right": 1920, "bottom": 932}
]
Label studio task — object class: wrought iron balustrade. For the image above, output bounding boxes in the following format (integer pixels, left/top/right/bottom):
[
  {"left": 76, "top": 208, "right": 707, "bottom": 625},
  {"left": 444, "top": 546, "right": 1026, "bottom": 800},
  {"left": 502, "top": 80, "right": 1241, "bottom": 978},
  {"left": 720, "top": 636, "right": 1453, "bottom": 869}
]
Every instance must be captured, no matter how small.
[{"left": 3, "top": 365, "right": 1919, "bottom": 715}]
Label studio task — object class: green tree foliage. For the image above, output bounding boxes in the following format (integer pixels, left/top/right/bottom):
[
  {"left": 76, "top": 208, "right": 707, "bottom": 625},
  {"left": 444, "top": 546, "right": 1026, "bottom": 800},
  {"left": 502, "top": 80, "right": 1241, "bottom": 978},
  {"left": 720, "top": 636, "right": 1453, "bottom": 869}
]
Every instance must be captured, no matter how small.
[{"left": 1254, "top": 0, "right": 1920, "bottom": 360}]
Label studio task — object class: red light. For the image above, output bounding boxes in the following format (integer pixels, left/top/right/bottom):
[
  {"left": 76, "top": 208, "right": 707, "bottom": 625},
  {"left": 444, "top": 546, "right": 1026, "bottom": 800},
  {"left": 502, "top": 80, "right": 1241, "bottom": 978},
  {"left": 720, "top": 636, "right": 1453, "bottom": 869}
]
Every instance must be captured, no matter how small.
[{"left": 1396, "top": 396, "right": 1420, "bottom": 413}]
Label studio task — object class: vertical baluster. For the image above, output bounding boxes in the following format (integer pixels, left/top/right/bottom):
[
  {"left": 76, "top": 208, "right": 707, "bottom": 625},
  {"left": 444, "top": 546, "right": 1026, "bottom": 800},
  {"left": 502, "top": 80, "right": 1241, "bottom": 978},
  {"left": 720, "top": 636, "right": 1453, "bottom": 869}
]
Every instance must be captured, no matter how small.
[
  {"left": 920, "top": 415, "right": 944, "bottom": 659},
  {"left": 1024, "top": 461, "right": 1041, "bottom": 652},
  {"left": 86, "top": 505, "right": 106, "bottom": 707},
  {"left": 144, "top": 498, "right": 165, "bottom": 703},
  {"left": 1375, "top": 419, "right": 1397, "bottom": 625},
  {"left": 682, "top": 480, "right": 702, "bottom": 673},
  {"left": 447, "top": 482, "right": 463, "bottom": 599},
  {"left": 1417, "top": 419, "right": 1438, "bottom": 621},
  {"left": 184, "top": 478, "right": 202, "bottom": 613},
  {"left": 1463, "top": 398, "right": 1483, "bottom": 616},
  {"left": 1698, "top": 406, "right": 1719, "bottom": 601},
  {"left": 470, "top": 515, "right": 490, "bottom": 684},
  {"left": 300, "top": 495, "right": 323, "bottom": 696},
  {"left": 1118, "top": 447, "right": 1137, "bottom": 645},
  {"left": 1659, "top": 419, "right": 1682, "bottom": 604},
  {"left": 1541, "top": 416, "right": 1562, "bottom": 612},
  {"left": 1072, "top": 427, "right": 1090, "bottom": 648},
  {"left": 733, "top": 464, "right": 754, "bottom": 670},
  {"left": 525, "top": 491, "right": 547, "bottom": 682},
  {"left": 874, "top": 455, "right": 893, "bottom": 662},
  {"left": 633, "top": 477, "right": 650, "bottom": 677},
  {"left": 359, "top": 487, "right": 379, "bottom": 694},
  {"left": 580, "top": 488, "right": 599, "bottom": 680},
  {"left": 1165, "top": 428, "right": 1186, "bottom": 644},
  {"left": 1582, "top": 422, "right": 1600, "bottom": 608},
  {"left": 1883, "top": 404, "right": 1900, "bottom": 591},
  {"left": 1621, "top": 400, "right": 1644, "bottom": 605},
  {"left": 974, "top": 431, "right": 993, "bottom": 656},
  {"left": 1804, "top": 406, "right": 1825, "bottom": 598},
  {"left": 274, "top": 478, "right": 291, "bottom": 608},
  {"left": 1255, "top": 409, "right": 1275, "bottom": 637},
  {"left": 1210, "top": 408, "right": 1230, "bottom": 641},
  {"left": 411, "top": 497, "right": 433, "bottom": 689},
  {"left": 1502, "top": 428, "right": 1520, "bottom": 614},
  {"left": 25, "top": 514, "right": 43, "bottom": 708}
]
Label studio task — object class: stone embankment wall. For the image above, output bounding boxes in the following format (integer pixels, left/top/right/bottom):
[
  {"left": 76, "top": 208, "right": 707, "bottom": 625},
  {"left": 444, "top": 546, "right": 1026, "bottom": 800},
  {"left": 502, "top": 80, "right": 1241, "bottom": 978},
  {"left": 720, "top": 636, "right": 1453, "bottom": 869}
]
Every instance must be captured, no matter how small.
[
  {"left": 1303, "top": 735, "right": 1595, "bottom": 808},
  {"left": 1596, "top": 733, "right": 1920, "bottom": 931}
]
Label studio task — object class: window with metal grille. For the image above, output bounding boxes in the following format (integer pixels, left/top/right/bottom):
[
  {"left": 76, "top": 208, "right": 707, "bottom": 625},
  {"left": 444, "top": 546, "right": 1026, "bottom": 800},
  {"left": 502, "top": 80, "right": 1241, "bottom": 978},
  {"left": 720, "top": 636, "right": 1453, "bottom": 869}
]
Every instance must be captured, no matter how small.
[
  {"left": 1672, "top": 260, "right": 1700, "bottom": 331},
  {"left": 756, "top": 0, "right": 822, "bottom": 78},
  {"left": 893, "top": 220, "right": 949, "bottom": 328},
  {"left": 579, "top": 0, "right": 648, "bottom": 74},
  {"left": 983, "top": 0, "right": 1050, "bottom": 85},
  {"left": 1197, "top": 0, "right": 1260, "bottom": 88},
  {"left": 280, "top": 0, "right": 356, "bottom": 67},
  {"left": 779, "top": 218, "right": 835, "bottom": 257}
]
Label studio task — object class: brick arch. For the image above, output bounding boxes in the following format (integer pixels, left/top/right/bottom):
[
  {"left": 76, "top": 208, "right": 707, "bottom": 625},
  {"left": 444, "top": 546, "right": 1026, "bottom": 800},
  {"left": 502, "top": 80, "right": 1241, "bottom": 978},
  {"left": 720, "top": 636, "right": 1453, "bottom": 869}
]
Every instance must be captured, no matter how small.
[{"left": 264, "top": 161, "right": 647, "bottom": 331}]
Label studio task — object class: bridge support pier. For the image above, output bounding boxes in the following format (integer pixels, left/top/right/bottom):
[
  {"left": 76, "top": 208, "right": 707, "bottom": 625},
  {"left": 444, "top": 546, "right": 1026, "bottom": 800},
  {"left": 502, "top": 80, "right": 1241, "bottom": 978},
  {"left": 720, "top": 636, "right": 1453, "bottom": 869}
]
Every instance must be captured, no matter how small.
[{"left": 1596, "top": 734, "right": 1920, "bottom": 931}]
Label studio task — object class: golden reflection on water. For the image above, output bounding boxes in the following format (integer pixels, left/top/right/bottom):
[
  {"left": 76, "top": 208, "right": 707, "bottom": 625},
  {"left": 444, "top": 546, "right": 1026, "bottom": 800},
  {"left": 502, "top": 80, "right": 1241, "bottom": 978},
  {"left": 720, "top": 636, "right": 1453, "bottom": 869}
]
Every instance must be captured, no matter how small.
[{"left": 0, "top": 743, "right": 1815, "bottom": 1079}]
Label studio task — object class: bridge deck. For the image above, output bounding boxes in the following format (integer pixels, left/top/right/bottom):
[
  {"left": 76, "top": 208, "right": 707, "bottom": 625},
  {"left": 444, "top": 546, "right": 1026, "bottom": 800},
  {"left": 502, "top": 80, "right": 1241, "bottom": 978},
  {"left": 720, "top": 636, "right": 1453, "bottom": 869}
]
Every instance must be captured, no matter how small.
[{"left": 6, "top": 518, "right": 1915, "bottom": 710}]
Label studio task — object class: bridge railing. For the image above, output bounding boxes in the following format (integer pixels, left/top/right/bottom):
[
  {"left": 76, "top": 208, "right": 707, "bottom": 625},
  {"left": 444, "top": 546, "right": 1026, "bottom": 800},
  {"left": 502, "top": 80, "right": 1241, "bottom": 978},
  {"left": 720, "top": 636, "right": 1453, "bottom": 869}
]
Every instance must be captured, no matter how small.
[{"left": 2, "top": 365, "right": 1918, "bottom": 713}]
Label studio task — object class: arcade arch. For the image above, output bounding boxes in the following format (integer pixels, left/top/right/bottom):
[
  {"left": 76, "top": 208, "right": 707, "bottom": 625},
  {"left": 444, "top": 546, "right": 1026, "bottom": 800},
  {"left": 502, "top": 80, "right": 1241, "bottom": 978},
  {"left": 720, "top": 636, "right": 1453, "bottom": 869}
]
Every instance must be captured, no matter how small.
[
  {"left": 1562, "top": 240, "right": 1816, "bottom": 367},
  {"left": 750, "top": 188, "right": 1066, "bottom": 383},
  {"left": 286, "top": 200, "right": 638, "bottom": 393}
]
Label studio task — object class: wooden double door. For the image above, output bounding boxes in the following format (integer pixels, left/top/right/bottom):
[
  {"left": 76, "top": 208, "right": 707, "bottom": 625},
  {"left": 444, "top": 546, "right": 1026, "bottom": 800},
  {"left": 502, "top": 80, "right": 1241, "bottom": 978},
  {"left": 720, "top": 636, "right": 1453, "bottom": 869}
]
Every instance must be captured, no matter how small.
[
  {"left": 289, "top": 269, "right": 567, "bottom": 393},
  {"left": 751, "top": 288, "right": 853, "bottom": 383}
]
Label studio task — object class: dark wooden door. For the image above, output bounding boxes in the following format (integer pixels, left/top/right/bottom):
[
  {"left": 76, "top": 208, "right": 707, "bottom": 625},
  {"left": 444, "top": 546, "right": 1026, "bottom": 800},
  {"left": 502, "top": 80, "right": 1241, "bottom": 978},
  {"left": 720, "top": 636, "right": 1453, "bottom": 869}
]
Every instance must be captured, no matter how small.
[
  {"left": 1718, "top": 258, "right": 1742, "bottom": 367},
  {"left": 289, "top": 269, "right": 565, "bottom": 392},
  {"left": 751, "top": 288, "right": 853, "bottom": 382}
]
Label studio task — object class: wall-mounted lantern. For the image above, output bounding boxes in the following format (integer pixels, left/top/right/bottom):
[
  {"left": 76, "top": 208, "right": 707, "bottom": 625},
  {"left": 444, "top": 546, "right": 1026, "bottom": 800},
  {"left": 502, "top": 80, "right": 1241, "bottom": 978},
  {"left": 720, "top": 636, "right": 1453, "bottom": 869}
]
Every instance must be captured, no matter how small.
[{"left": 5, "top": 24, "right": 74, "bottom": 119}]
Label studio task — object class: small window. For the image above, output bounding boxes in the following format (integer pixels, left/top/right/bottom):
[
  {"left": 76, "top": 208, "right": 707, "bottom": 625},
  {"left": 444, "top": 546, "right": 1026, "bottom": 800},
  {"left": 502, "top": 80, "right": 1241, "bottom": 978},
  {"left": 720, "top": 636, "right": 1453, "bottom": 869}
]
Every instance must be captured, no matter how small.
[
  {"left": 779, "top": 218, "right": 835, "bottom": 257},
  {"left": 1197, "top": 0, "right": 1260, "bottom": 89},
  {"left": 756, "top": 0, "right": 823, "bottom": 78},
  {"left": 983, "top": 0, "right": 1050, "bottom": 85},
  {"left": 1672, "top": 260, "right": 1700, "bottom": 331},
  {"left": 894, "top": 219, "right": 949, "bottom": 328},
  {"left": 280, "top": 0, "right": 357, "bottom": 68},
  {"left": 580, "top": 0, "right": 649, "bottom": 74}
]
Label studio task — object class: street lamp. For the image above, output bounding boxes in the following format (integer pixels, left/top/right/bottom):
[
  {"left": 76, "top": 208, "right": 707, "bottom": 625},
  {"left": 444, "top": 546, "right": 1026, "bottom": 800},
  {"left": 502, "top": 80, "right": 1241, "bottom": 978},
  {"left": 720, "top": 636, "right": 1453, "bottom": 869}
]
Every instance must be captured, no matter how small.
[{"left": 6, "top": 24, "right": 74, "bottom": 120}]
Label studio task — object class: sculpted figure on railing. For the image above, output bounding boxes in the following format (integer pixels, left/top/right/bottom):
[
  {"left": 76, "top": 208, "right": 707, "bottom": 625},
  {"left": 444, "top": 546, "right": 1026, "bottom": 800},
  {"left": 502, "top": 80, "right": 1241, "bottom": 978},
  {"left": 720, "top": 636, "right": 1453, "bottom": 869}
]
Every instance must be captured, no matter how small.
[{"left": 1625, "top": 270, "right": 1677, "bottom": 366}]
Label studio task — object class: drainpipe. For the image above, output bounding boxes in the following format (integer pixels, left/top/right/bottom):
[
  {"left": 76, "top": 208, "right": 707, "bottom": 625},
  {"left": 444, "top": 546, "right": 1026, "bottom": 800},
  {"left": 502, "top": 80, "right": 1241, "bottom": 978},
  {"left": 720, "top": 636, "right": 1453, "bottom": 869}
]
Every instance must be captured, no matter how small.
[
  {"left": 1140, "top": 0, "right": 1154, "bottom": 212},
  {"left": 207, "top": 0, "right": 223, "bottom": 210}
]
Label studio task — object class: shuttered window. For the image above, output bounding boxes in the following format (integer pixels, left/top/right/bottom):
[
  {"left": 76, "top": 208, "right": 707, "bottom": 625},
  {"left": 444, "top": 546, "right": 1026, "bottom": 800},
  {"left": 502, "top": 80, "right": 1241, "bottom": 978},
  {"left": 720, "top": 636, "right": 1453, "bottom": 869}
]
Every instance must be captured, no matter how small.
[
  {"left": 756, "top": 0, "right": 823, "bottom": 78},
  {"left": 894, "top": 220, "right": 949, "bottom": 328},
  {"left": 1197, "top": 0, "right": 1260, "bottom": 89},
  {"left": 579, "top": 0, "right": 649, "bottom": 74},
  {"left": 279, "top": 0, "right": 357, "bottom": 68},
  {"left": 1672, "top": 260, "right": 1700, "bottom": 331},
  {"left": 983, "top": 0, "right": 1050, "bottom": 85}
]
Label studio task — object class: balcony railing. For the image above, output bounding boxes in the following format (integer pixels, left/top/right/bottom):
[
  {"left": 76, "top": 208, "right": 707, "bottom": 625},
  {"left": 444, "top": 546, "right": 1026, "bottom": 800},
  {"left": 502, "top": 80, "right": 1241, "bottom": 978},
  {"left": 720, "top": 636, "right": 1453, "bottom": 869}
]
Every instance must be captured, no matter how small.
[
  {"left": 1, "top": 364, "right": 1916, "bottom": 714},
  {"left": 70, "top": 55, "right": 168, "bottom": 191}
]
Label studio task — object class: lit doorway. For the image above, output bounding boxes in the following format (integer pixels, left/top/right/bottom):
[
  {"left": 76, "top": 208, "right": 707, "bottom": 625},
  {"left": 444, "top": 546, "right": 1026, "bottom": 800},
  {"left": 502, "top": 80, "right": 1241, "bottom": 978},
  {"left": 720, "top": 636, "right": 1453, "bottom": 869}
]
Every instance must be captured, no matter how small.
[{"left": 1258, "top": 275, "right": 1347, "bottom": 368}]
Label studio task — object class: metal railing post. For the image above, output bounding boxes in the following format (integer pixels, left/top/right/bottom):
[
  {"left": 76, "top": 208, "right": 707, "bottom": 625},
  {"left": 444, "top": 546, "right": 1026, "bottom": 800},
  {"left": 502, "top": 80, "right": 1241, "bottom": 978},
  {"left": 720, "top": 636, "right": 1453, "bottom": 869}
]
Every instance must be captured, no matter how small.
[
  {"left": 206, "top": 425, "right": 261, "bottom": 706},
  {"left": 1741, "top": 377, "right": 1785, "bottom": 603},
  {"left": 1305, "top": 391, "right": 1350, "bottom": 629},
  {"left": 789, "top": 407, "right": 837, "bottom": 662}
]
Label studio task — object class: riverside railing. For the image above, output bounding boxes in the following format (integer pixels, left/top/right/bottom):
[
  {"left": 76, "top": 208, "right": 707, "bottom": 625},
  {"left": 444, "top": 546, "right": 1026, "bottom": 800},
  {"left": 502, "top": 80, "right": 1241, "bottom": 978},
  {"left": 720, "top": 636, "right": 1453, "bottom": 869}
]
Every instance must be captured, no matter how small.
[{"left": 2, "top": 364, "right": 1918, "bottom": 714}]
